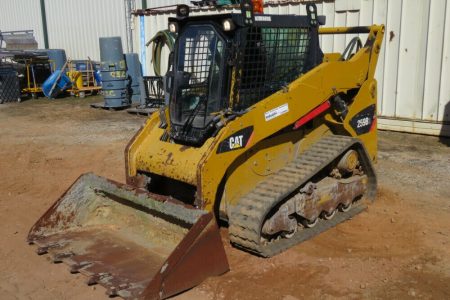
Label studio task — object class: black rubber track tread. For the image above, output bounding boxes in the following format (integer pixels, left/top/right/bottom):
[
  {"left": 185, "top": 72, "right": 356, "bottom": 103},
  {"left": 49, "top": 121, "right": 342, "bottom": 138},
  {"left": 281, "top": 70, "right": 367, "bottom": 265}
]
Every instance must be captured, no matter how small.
[{"left": 228, "top": 135, "right": 376, "bottom": 257}]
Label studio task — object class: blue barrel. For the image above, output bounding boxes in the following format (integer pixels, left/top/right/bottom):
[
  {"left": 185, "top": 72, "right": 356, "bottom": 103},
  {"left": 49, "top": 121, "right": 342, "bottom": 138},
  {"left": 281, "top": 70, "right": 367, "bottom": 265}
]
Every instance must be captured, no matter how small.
[
  {"left": 99, "top": 37, "right": 129, "bottom": 108},
  {"left": 94, "top": 70, "right": 102, "bottom": 86},
  {"left": 125, "top": 53, "right": 143, "bottom": 103},
  {"left": 42, "top": 70, "right": 72, "bottom": 98}
]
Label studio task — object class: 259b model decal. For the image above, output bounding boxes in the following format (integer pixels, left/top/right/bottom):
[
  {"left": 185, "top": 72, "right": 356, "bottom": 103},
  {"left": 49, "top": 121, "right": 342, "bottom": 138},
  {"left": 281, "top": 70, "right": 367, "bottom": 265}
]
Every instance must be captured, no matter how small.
[{"left": 349, "top": 104, "right": 376, "bottom": 135}]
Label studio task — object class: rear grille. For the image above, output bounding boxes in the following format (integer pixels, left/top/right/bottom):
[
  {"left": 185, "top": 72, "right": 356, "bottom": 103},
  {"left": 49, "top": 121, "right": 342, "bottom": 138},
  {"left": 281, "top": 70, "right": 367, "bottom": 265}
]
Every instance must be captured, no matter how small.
[{"left": 234, "top": 27, "right": 311, "bottom": 110}]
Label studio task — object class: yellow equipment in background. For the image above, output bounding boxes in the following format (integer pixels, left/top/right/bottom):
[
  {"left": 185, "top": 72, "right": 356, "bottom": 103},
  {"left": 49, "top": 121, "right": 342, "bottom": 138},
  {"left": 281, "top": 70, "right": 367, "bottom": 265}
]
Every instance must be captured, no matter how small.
[
  {"left": 28, "top": 2, "right": 384, "bottom": 299},
  {"left": 20, "top": 57, "right": 53, "bottom": 99},
  {"left": 67, "top": 58, "right": 101, "bottom": 98}
]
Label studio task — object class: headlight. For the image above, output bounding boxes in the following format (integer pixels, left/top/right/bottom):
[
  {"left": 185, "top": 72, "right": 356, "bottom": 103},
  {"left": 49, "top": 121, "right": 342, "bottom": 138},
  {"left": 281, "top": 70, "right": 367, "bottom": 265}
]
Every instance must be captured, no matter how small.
[
  {"left": 223, "top": 19, "right": 235, "bottom": 32},
  {"left": 169, "top": 22, "right": 178, "bottom": 33}
]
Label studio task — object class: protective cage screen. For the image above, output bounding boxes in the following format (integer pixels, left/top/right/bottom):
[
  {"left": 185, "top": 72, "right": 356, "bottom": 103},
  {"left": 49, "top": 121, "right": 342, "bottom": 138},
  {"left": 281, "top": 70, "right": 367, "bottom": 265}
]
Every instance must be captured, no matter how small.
[{"left": 234, "top": 27, "right": 311, "bottom": 110}]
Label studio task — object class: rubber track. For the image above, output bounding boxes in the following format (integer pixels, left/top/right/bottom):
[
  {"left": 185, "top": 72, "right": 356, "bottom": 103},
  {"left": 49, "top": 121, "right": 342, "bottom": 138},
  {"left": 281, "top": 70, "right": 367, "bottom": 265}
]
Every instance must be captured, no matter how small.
[{"left": 228, "top": 135, "right": 375, "bottom": 257}]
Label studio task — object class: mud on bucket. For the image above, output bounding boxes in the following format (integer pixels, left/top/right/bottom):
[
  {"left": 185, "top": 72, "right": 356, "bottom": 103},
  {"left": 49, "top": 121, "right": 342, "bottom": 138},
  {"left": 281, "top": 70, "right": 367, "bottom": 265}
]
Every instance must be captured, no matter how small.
[{"left": 27, "top": 173, "right": 229, "bottom": 299}]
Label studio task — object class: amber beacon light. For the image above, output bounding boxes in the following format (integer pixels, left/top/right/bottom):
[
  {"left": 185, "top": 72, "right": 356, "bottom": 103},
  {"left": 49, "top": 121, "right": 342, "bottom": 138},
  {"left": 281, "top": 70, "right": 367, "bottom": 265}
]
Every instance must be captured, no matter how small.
[{"left": 252, "top": 0, "right": 264, "bottom": 14}]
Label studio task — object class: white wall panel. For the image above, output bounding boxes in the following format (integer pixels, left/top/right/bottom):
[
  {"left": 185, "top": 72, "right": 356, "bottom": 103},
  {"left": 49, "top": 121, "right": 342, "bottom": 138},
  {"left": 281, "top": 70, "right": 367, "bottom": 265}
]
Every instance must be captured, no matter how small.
[
  {"left": 333, "top": 12, "right": 347, "bottom": 51},
  {"left": 396, "top": 0, "right": 430, "bottom": 119},
  {"left": 44, "top": 0, "right": 128, "bottom": 60},
  {"left": 0, "top": 0, "right": 44, "bottom": 48},
  {"left": 345, "top": 10, "right": 360, "bottom": 46},
  {"left": 378, "top": 0, "right": 403, "bottom": 117},
  {"left": 423, "top": 0, "right": 446, "bottom": 121},
  {"left": 381, "top": 0, "right": 401, "bottom": 118},
  {"left": 438, "top": 0, "right": 450, "bottom": 123},
  {"left": 358, "top": 0, "right": 372, "bottom": 43},
  {"left": 372, "top": 0, "right": 387, "bottom": 111},
  {"left": 335, "top": 0, "right": 361, "bottom": 12},
  {"left": 321, "top": 1, "right": 335, "bottom": 53}
]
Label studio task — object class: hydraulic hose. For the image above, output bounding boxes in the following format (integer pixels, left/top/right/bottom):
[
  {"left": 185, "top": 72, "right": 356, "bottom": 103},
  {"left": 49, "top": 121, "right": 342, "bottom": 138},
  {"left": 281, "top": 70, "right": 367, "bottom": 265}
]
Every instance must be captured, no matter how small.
[{"left": 146, "top": 30, "right": 176, "bottom": 76}]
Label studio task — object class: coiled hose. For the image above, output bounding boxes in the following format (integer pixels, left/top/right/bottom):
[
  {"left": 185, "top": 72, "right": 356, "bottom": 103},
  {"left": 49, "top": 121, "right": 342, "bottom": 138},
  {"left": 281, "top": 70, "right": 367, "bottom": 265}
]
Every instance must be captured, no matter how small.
[{"left": 146, "top": 30, "right": 176, "bottom": 76}]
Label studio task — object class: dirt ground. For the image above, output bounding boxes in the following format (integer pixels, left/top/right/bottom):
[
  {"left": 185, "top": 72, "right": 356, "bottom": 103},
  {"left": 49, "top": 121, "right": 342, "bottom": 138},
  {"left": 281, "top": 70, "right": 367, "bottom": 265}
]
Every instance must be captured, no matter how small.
[{"left": 0, "top": 97, "right": 449, "bottom": 300}]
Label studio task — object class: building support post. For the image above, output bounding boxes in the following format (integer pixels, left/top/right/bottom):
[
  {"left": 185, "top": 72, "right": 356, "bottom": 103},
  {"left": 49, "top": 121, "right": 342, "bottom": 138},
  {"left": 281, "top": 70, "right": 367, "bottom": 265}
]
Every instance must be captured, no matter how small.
[{"left": 40, "top": 0, "right": 49, "bottom": 49}]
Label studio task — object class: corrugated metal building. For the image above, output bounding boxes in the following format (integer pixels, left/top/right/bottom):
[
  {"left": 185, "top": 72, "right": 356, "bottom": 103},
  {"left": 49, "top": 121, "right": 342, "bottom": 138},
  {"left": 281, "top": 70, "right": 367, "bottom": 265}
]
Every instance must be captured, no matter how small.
[
  {"left": 44, "top": 0, "right": 129, "bottom": 59},
  {"left": 0, "top": 0, "right": 130, "bottom": 60},
  {"left": 0, "top": 0, "right": 188, "bottom": 57},
  {"left": 0, "top": 0, "right": 45, "bottom": 47},
  {"left": 0, "top": 0, "right": 449, "bottom": 137}
]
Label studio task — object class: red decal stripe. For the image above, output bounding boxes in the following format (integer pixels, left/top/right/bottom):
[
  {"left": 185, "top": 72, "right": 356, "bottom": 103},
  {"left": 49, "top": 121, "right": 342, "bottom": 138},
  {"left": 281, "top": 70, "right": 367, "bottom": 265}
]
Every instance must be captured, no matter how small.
[
  {"left": 370, "top": 116, "right": 377, "bottom": 132},
  {"left": 246, "top": 131, "right": 255, "bottom": 147},
  {"left": 293, "top": 101, "right": 331, "bottom": 130}
]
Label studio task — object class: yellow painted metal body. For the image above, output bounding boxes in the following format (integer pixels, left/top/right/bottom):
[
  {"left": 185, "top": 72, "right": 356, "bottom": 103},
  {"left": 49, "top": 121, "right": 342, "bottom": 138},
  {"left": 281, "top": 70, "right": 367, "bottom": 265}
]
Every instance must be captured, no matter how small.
[
  {"left": 23, "top": 62, "right": 42, "bottom": 94},
  {"left": 126, "top": 25, "right": 385, "bottom": 218},
  {"left": 67, "top": 71, "right": 84, "bottom": 88}
]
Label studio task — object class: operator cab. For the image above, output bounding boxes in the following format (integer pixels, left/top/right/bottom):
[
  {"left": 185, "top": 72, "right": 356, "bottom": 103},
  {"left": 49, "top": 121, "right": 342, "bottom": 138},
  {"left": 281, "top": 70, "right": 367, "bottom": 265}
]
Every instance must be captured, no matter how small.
[{"left": 165, "top": 2, "right": 324, "bottom": 146}]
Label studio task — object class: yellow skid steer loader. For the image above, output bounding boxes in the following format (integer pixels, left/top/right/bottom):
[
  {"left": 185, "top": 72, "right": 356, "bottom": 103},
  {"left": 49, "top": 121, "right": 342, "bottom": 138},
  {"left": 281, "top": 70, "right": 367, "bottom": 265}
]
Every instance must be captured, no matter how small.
[{"left": 28, "top": 2, "right": 384, "bottom": 299}]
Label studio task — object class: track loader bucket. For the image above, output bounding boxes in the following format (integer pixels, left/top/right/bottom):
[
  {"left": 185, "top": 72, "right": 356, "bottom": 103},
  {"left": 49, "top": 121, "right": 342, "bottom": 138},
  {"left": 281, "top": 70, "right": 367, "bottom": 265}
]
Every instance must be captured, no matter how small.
[{"left": 27, "top": 173, "right": 229, "bottom": 299}]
